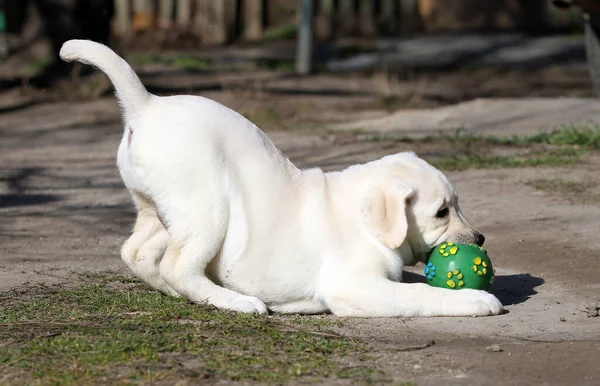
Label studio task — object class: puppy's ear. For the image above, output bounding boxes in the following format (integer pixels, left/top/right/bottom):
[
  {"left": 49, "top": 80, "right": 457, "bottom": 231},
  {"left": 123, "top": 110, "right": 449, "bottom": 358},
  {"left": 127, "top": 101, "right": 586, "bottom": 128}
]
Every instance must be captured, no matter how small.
[{"left": 361, "top": 179, "right": 415, "bottom": 249}]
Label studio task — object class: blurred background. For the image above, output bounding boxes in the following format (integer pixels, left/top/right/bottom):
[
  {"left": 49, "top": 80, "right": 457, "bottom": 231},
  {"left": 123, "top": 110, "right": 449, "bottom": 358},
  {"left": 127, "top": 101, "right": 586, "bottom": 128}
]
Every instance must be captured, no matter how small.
[{"left": 0, "top": 0, "right": 599, "bottom": 132}]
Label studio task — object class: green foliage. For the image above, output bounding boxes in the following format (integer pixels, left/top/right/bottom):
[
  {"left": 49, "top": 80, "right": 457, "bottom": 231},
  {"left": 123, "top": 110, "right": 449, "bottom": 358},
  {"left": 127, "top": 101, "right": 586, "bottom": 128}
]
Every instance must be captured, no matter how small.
[
  {"left": 352, "top": 124, "right": 600, "bottom": 171},
  {"left": 263, "top": 24, "right": 298, "bottom": 41},
  {"left": 515, "top": 123, "right": 600, "bottom": 149},
  {"left": 131, "top": 54, "right": 213, "bottom": 71},
  {"left": 432, "top": 149, "right": 585, "bottom": 171}
]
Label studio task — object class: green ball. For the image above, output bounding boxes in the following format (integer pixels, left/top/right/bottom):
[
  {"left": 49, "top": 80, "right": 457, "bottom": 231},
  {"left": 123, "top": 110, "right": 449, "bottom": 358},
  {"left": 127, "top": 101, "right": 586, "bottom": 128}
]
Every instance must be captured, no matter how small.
[{"left": 424, "top": 243, "right": 495, "bottom": 290}]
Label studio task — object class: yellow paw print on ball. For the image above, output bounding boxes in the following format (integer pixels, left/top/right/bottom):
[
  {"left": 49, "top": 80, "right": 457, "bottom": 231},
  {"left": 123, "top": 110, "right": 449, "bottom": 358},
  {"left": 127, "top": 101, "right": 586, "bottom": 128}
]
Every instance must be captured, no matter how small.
[
  {"left": 438, "top": 242, "right": 459, "bottom": 258},
  {"left": 445, "top": 268, "right": 465, "bottom": 288},
  {"left": 472, "top": 256, "right": 489, "bottom": 276}
]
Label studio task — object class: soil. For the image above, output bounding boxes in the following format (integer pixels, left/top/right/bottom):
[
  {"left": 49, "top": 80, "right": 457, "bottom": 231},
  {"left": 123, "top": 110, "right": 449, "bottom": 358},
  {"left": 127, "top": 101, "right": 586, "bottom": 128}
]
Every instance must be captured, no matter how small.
[{"left": 1, "top": 69, "right": 599, "bottom": 385}]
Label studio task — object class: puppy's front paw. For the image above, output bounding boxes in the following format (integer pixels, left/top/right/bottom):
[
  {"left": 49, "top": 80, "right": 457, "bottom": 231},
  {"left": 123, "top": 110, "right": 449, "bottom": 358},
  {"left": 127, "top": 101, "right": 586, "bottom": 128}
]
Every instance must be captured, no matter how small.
[
  {"left": 468, "top": 291, "right": 503, "bottom": 316},
  {"left": 450, "top": 289, "right": 504, "bottom": 317},
  {"left": 229, "top": 295, "right": 268, "bottom": 314}
]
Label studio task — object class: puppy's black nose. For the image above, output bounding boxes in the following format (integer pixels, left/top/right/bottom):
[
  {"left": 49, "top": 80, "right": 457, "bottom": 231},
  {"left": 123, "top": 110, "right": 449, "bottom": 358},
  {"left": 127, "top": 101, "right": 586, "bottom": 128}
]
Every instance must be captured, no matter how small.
[{"left": 475, "top": 233, "right": 486, "bottom": 246}]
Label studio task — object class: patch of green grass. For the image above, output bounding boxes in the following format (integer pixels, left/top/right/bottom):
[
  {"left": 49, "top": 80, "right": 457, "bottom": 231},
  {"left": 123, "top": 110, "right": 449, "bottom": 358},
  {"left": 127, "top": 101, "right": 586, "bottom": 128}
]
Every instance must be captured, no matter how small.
[
  {"left": 429, "top": 125, "right": 600, "bottom": 170},
  {"left": 263, "top": 24, "right": 297, "bottom": 41},
  {"left": 131, "top": 53, "right": 311, "bottom": 73},
  {"left": 24, "top": 57, "right": 55, "bottom": 74},
  {"left": 130, "top": 54, "right": 213, "bottom": 71},
  {"left": 465, "top": 123, "right": 600, "bottom": 148},
  {"left": 499, "top": 123, "right": 600, "bottom": 149},
  {"left": 350, "top": 125, "right": 600, "bottom": 171},
  {"left": 256, "top": 58, "right": 296, "bottom": 71},
  {"left": 170, "top": 56, "right": 213, "bottom": 71},
  {"left": 431, "top": 148, "right": 585, "bottom": 171},
  {"left": 378, "top": 95, "right": 414, "bottom": 111},
  {"left": 0, "top": 274, "right": 382, "bottom": 384},
  {"left": 361, "top": 124, "right": 600, "bottom": 148}
]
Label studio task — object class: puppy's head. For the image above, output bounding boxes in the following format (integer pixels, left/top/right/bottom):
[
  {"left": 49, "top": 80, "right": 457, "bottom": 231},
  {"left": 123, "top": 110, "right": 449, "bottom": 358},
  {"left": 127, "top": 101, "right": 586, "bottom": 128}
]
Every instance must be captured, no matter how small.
[{"left": 360, "top": 152, "right": 483, "bottom": 265}]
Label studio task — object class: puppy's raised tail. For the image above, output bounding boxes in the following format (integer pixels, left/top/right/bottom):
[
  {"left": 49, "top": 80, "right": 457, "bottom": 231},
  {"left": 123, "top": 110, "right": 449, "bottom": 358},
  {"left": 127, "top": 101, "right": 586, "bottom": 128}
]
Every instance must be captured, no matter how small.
[{"left": 60, "top": 39, "right": 150, "bottom": 117}]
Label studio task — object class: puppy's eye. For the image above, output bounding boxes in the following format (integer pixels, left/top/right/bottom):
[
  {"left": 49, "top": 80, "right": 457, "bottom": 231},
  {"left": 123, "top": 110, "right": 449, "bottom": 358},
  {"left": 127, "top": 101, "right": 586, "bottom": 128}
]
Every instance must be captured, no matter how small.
[{"left": 435, "top": 207, "right": 449, "bottom": 218}]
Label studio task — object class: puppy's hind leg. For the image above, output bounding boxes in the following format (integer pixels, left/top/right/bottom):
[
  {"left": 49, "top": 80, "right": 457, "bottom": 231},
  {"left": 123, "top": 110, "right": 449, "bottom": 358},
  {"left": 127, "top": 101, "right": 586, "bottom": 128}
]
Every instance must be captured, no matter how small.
[
  {"left": 158, "top": 200, "right": 267, "bottom": 314},
  {"left": 121, "top": 193, "right": 179, "bottom": 296},
  {"left": 160, "top": 238, "right": 267, "bottom": 314}
]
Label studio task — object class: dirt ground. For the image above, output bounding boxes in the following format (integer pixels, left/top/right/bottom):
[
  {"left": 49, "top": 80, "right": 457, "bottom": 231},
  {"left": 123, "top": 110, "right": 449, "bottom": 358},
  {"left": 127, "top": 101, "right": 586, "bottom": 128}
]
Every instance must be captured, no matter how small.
[{"left": 1, "top": 66, "right": 600, "bottom": 385}]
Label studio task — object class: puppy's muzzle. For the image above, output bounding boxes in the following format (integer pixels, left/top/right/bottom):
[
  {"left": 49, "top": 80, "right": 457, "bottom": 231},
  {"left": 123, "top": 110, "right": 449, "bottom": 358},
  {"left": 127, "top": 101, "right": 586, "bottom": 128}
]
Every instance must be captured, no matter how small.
[{"left": 446, "top": 231, "right": 485, "bottom": 247}]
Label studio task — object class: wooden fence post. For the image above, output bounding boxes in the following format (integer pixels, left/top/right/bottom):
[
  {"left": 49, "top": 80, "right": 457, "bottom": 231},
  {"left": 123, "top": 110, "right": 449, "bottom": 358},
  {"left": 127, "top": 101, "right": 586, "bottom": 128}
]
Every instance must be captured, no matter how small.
[
  {"left": 338, "top": 0, "right": 356, "bottom": 35},
  {"left": 158, "top": 0, "right": 174, "bottom": 28},
  {"left": 381, "top": 0, "right": 398, "bottom": 34},
  {"left": 194, "top": 0, "right": 212, "bottom": 42},
  {"left": 243, "top": 0, "right": 263, "bottom": 41},
  {"left": 113, "top": 0, "right": 131, "bottom": 36},
  {"left": 194, "top": 0, "right": 236, "bottom": 44},
  {"left": 359, "top": 0, "right": 376, "bottom": 36},
  {"left": 176, "top": 0, "right": 192, "bottom": 30},
  {"left": 316, "top": 0, "right": 334, "bottom": 40},
  {"left": 400, "top": 0, "right": 419, "bottom": 34}
]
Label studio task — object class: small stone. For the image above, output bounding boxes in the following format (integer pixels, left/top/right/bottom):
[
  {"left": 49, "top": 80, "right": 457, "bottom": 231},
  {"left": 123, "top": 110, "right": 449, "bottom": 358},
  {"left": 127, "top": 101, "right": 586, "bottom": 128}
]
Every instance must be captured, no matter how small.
[
  {"left": 560, "top": 317, "right": 566, "bottom": 322},
  {"left": 413, "top": 364, "right": 422, "bottom": 370},
  {"left": 486, "top": 344, "right": 503, "bottom": 352}
]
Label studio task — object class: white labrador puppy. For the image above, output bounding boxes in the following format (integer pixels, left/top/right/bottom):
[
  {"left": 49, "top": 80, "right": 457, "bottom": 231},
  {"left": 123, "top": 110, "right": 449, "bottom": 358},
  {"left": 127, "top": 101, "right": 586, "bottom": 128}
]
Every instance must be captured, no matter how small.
[{"left": 60, "top": 40, "right": 503, "bottom": 317}]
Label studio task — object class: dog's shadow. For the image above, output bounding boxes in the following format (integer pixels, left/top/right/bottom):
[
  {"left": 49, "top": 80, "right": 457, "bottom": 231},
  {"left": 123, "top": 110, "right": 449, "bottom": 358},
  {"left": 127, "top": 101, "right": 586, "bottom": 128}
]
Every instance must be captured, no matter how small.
[{"left": 402, "top": 271, "right": 544, "bottom": 306}]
